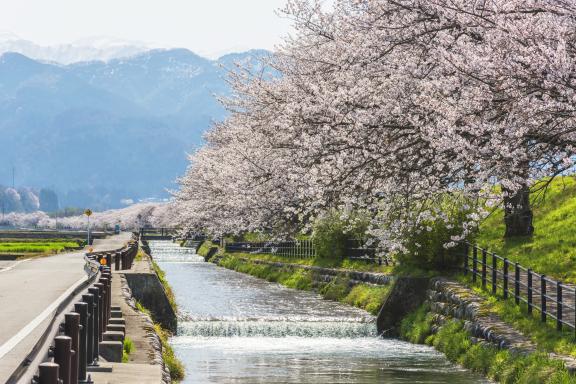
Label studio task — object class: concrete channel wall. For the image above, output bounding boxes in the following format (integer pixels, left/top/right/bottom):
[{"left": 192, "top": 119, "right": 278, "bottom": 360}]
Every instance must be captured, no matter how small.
[
  {"left": 124, "top": 272, "right": 177, "bottom": 333},
  {"left": 125, "top": 241, "right": 177, "bottom": 333}
]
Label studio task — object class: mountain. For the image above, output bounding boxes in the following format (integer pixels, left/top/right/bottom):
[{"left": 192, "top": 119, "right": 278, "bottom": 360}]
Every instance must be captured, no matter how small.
[
  {"left": 0, "top": 48, "right": 271, "bottom": 210},
  {"left": 0, "top": 34, "right": 150, "bottom": 64}
]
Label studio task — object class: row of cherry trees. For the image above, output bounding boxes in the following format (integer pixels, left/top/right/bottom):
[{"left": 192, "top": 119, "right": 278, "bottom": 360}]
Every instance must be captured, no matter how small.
[
  {"left": 0, "top": 203, "right": 174, "bottom": 230},
  {"left": 174, "top": 0, "right": 576, "bottom": 254}
]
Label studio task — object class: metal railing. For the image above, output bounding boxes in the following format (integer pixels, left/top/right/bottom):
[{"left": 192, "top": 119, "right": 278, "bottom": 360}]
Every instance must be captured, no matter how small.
[
  {"left": 225, "top": 240, "right": 317, "bottom": 258},
  {"left": 224, "top": 239, "right": 392, "bottom": 265},
  {"left": 462, "top": 243, "right": 576, "bottom": 334}
]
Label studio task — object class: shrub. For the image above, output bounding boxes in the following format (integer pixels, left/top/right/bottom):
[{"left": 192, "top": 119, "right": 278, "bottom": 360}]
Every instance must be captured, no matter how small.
[
  {"left": 312, "top": 210, "right": 369, "bottom": 260},
  {"left": 398, "top": 200, "right": 473, "bottom": 270}
]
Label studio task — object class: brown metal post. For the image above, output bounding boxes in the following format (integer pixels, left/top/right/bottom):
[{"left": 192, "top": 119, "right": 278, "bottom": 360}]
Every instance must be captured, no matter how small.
[
  {"left": 64, "top": 313, "right": 80, "bottom": 384},
  {"left": 114, "top": 252, "right": 120, "bottom": 270},
  {"left": 54, "top": 335, "right": 72, "bottom": 384},
  {"left": 74, "top": 302, "right": 88, "bottom": 382},
  {"left": 87, "top": 287, "right": 100, "bottom": 361},
  {"left": 81, "top": 294, "right": 94, "bottom": 365},
  {"left": 37, "top": 362, "right": 59, "bottom": 384},
  {"left": 94, "top": 283, "right": 105, "bottom": 341},
  {"left": 99, "top": 277, "right": 110, "bottom": 328}
]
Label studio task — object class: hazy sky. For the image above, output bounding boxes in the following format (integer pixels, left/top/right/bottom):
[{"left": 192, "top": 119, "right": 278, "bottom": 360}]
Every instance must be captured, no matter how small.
[{"left": 0, "top": 0, "right": 308, "bottom": 58}]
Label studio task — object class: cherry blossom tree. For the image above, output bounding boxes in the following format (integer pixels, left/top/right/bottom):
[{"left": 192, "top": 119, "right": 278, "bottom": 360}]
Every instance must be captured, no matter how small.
[{"left": 174, "top": 0, "right": 576, "bottom": 257}]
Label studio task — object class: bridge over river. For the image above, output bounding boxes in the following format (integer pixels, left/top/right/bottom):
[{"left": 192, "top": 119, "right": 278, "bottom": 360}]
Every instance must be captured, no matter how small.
[{"left": 148, "top": 240, "right": 488, "bottom": 384}]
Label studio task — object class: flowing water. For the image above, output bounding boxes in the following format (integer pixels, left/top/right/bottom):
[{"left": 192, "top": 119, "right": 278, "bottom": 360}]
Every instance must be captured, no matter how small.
[{"left": 148, "top": 241, "right": 488, "bottom": 384}]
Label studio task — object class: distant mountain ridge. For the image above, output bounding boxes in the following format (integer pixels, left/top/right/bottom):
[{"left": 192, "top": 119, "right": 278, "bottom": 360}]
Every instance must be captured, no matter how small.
[
  {"left": 0, "top": 34, "right": 151, "bottom": 64},
  {"left": 0, "top": 48, "right": 271, "bottom": 210}
]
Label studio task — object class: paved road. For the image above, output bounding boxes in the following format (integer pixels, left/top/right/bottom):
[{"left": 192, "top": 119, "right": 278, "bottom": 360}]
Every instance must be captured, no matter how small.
[{"left": 0, "top": 233, "right": 132, "bottom": 382}]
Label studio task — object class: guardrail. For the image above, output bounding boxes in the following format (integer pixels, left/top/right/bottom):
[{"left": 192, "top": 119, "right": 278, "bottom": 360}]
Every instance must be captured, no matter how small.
[
  {"left": 461, "top": 243, "right": 576, "bottom": 335},
  {"left": 10, "top": 239, "right": 140, "bottom": 384}
]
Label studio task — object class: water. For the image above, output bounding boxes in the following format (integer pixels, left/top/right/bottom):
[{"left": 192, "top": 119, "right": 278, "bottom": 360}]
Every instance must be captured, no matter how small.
[{"left": 148, "top": 241, "right": 488, "bottom": 384}]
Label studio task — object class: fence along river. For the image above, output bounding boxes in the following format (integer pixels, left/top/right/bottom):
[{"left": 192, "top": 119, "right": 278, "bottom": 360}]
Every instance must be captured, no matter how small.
[{"left": 148, "top": 241, "right": 487, "bottom": 384}]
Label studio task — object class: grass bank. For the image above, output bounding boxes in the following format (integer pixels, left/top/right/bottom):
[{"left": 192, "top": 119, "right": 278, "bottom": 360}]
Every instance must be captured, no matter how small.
[
  {"left": 458, "top": 275, "right": 576, "bottom": 358},
  {"left": 135, "top": 301, "right": 185, "bottom": 382},
  {"left": 401, "top": 304, "right": 575, "bottom": 383},
  {"left": 478, "top": 176, "right": 576, "bottom": 283},
  {"left": 215, "top": 253, "right": 391, "bottom": 315}
]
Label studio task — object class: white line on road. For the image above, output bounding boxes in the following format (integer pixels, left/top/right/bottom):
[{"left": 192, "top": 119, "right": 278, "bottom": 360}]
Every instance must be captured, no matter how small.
[
  {"left": 0, "top": 275, "right": 88, "bottom": 361},
  {"left": 0, "top": 258, "right": 31, "bottom": 273}
]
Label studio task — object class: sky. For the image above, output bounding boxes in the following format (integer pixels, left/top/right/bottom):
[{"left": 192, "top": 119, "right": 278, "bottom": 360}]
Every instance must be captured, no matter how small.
[{"left": 0, "top": 0, "right": 307, "bottom": 58}]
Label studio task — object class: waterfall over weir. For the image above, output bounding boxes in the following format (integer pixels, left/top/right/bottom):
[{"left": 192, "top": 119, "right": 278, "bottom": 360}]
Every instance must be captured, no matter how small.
[{"left": 147, "top": 240, "right": 488, "bottom": 384}]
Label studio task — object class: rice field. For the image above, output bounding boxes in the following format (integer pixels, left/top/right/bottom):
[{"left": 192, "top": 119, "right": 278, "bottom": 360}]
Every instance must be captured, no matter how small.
[{"left": 0, "top": 238, "right": 84, "bottom": 255}]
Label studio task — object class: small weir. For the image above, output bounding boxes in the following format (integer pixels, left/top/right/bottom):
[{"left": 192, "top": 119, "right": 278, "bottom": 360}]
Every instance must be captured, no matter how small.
[{"left": 148, "top": 241, "right": 488, "bottom": 384}]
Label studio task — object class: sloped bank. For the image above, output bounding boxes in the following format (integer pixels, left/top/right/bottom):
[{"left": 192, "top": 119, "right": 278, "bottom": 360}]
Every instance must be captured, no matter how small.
[
  {"left": 400, "top": 278, "right": 576, "bottom": 383},
  {"left": 211, "top": 253, "right": 393, "bottom": 315}
]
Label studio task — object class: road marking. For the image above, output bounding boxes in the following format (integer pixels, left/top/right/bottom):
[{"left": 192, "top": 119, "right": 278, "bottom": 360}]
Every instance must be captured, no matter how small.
[
  {"left": 0, "top": 258, "right": 31, "bottom": 273},
  {"left": 0, "top": 275, "right": 88, "bottom": 360}
]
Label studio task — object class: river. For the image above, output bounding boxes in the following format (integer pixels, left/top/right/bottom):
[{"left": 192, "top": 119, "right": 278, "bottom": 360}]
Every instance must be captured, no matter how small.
[{"left": 148, "top": 240, "right": 487, "bottom": 384}]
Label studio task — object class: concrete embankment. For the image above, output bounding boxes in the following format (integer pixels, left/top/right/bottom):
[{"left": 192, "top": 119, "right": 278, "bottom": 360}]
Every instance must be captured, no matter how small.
[{"left": 90, "top": 243, "right": 176, "bottom": 384}]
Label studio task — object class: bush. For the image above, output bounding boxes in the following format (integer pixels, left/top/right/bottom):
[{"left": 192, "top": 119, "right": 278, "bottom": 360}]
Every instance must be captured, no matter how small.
[
  {"left": 398, "top": 201, "right": 472, "bottom": 270},
  {"left": 312, "top": 210, "right": 368, "bottom": 260}
]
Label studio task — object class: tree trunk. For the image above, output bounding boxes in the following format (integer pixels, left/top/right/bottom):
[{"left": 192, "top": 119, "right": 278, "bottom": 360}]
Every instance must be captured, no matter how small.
[{"left": 503, "top": 183, "right": 534, "bottom": 238}]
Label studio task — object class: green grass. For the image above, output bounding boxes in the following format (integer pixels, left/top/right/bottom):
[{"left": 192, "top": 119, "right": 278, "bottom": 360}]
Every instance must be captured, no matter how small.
[
  {"left": 478, "top": 176, "right": 576, "bottom": 282},
  {"left": 458, "top": 275, "right": 576, "bottom": 358},
  {"left": 216, "top": 253, "right": 391, "bottom": 314},
  {"left": 222, "top": 251, "right": 394, "bottom": 273},
  {"left": 400, "top": 304, "right": 576, "bottom": 383},
  {"left": 196, "top": 240, "right": 215, "bottom": 258},
  {"left": 122, "top": 336, "right": 134, "bottom": 363},
  {"left": 150, "top": 258, "right": 178, "bottom": 312},
  {"left": 134, "top": 300, "right": 184, "bottom": 381},
  {"left": 0, "top": 240, "right": 82, "bottom": 254},
  {"left": 154, "top": 323, "right": 185, "bottom": 382}
]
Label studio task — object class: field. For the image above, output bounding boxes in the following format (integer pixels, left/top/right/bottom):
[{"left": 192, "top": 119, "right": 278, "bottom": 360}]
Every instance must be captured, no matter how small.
[{"left": 0, "top": 238, "right": 84, "bottom": 257}]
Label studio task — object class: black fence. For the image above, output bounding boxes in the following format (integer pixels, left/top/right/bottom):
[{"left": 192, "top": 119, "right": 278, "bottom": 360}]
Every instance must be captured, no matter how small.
[
  {"left": 225, "top": 240, "right": 316, "bottom": 258},
  {"left": 224, "top": 239, "right": 392, "bottom": 265},
  {"left": 462, "top": 243, "right": 576, "bottom": 335}
]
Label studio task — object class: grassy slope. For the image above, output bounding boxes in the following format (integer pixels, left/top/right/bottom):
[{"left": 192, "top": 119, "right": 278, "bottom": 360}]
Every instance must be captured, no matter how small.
[
  {"left": 216, "top": 253, "right": 391, "bottom": 315},
  {"left": 220, "top": 251, "right": 395, "bottom": 274},
  {"left": 477, "top": 176, "right": 576, "bottom": 282},
  {"left": 400, "top": 305, "right": 575, "bottom": 384}
]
